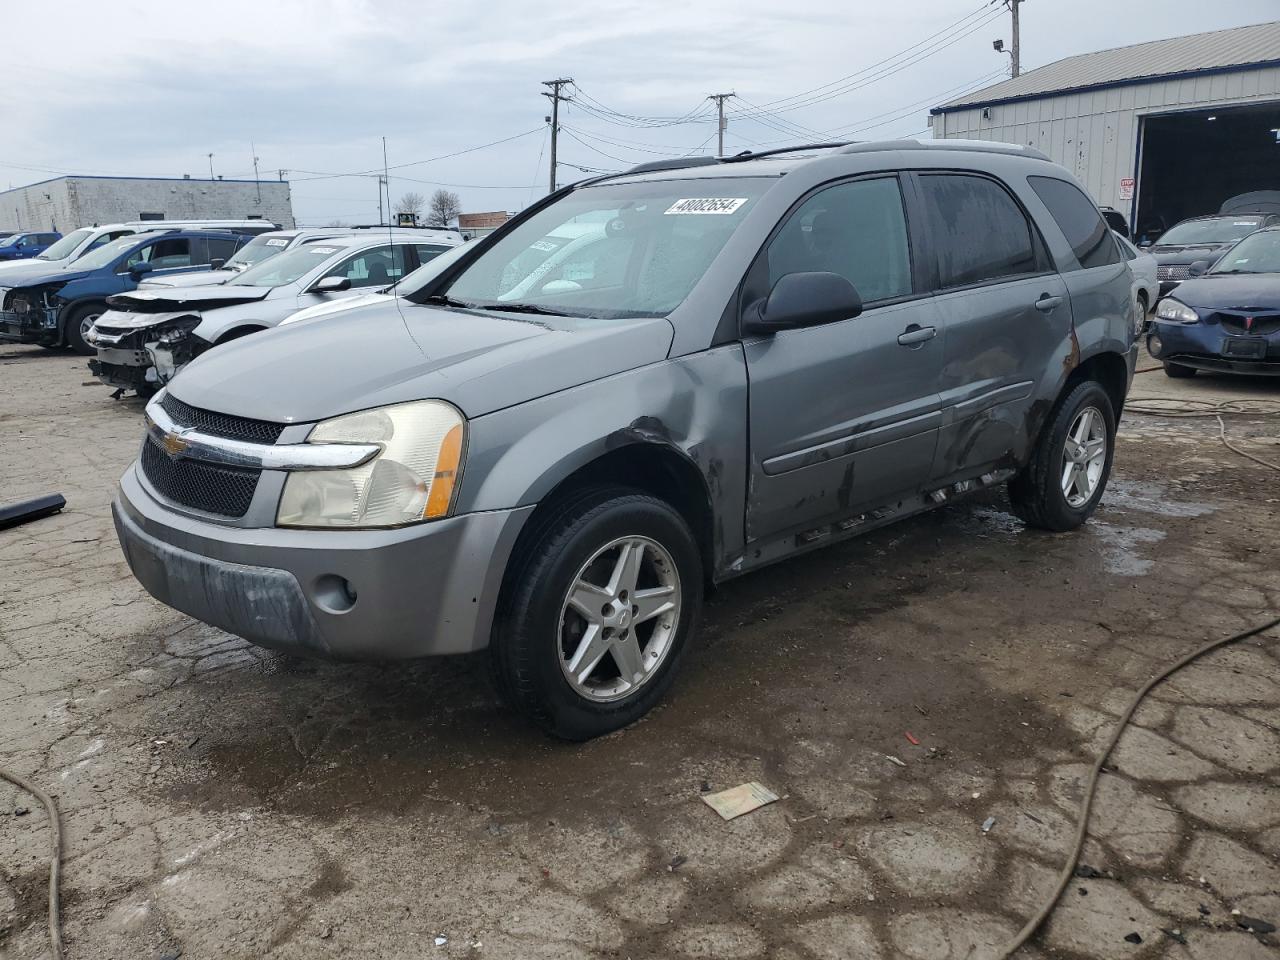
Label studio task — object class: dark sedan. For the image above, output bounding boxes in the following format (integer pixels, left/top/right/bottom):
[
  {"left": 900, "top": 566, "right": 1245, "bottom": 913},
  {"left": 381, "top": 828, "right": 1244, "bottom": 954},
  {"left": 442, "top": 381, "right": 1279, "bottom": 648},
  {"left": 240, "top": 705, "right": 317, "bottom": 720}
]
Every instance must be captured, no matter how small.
[
  {"left": 1147, "top": 227, "right": 1280, "bottom": 377},
  {"left": 1146, "top": 213, "right": 1280, "bottom": 297}
]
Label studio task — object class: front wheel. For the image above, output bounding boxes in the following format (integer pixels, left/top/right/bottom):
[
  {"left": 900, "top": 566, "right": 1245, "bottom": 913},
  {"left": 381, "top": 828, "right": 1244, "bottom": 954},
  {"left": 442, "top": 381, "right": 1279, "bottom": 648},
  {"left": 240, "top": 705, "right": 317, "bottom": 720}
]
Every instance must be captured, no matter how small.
[
  {"left": 65, "top": 304, "right": 104, "bottom": 356},
  {"left": 490, "top": 486, "right": 702, "bottom": 740},
  {"left": 1009, "top": 381, "right": 1116, "bottom": 531}
]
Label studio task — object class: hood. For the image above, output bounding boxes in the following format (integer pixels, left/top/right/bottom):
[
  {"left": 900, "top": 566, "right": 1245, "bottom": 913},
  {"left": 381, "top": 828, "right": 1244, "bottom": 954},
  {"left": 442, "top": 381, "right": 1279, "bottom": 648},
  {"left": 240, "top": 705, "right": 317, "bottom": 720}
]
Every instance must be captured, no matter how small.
[
  {"left": 167, "top": 302, "right": 675, "bottom": 422},
  {"left": 0, "top": 256, "right": 69, "bottom": 275},
  {"left": 1151, "top": 244, "right": 1231, "bottom": 265},
  {"left": 279, "top": 291, "right": 391, "bottom": 326},
  {"left": 139, "top": 269, "right": 234, "bottom": 289},
  {"left": 106, "top": 284, "right": 271, "bottom": 313},
  {"left": 0, "top": 262, "right": 90, "bottom": 288},
  {"left": 1164, "top": 274, "right": 1280, "bottom": 312}
]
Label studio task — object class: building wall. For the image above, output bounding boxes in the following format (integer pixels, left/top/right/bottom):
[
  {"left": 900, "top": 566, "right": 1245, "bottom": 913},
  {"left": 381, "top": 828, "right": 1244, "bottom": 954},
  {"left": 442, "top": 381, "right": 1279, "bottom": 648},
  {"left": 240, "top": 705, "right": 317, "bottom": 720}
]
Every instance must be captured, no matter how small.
[
  {"left": 0, "top": 177, "right": 294, "bottom": 232},
  {"left": 932, "top": 64, "right": 1280, "bottom": 213}
]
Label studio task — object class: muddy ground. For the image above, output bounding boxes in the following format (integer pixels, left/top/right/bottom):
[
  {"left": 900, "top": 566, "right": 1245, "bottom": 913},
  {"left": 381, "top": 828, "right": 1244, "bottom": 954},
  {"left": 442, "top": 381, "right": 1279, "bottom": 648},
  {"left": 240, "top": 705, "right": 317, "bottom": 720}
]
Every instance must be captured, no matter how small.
[{"left": 1, "top": 342, "right": 1278, "bottom": 960}]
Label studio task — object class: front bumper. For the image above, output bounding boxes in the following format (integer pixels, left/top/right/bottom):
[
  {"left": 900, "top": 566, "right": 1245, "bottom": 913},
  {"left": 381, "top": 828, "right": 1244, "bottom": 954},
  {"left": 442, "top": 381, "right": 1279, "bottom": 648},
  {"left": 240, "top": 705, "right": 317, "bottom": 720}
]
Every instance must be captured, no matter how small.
[
  {"left": 1147, "top": 320, "right": 1280, "bottom": 376},
  {"left": 0, "top": 311, "right": 50, "bottom": 345},
  {"left": 114, "top": 466, "right": 533, "bottom": 659}
]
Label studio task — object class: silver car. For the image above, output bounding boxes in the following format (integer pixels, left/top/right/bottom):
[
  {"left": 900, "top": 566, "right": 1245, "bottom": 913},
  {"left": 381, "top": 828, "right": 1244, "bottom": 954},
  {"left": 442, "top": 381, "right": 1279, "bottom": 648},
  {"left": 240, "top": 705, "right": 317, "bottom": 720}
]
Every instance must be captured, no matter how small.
[
  {"left": 113, "top": 140, "right": 1137, "bottom": 739},
  {"left": 88, "top": 233, "right": 462, "bottom": 392}
]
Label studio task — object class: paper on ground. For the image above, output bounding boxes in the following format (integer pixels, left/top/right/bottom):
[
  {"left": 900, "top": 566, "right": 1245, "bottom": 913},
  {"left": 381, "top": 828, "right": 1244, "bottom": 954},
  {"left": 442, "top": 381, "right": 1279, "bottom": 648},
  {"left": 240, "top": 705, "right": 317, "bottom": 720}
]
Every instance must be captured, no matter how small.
[{"left": 701, "top": 781, "right": 779, "bottom": 821}]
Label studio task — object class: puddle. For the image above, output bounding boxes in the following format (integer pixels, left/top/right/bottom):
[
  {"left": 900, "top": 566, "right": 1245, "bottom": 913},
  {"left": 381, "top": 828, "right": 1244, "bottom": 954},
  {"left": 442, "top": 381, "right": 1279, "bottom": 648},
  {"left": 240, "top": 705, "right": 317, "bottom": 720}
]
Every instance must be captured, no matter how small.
[
  {"left": 1102, "top": 479, "right": 1215, "bottom": 519},
  {"left": 1089, "top": 522, "right": 1166, "bottom": 575}
]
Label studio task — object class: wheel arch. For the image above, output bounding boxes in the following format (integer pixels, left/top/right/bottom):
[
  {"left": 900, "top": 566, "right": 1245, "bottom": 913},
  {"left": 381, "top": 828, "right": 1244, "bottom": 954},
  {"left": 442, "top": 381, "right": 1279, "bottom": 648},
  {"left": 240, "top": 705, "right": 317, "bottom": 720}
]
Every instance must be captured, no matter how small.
[
  {"left": 1063, "top": 348, "right": 1129, "bottom": 421},
  {"left": 214, "top": 323, "right": 268, "bottom": 344}
]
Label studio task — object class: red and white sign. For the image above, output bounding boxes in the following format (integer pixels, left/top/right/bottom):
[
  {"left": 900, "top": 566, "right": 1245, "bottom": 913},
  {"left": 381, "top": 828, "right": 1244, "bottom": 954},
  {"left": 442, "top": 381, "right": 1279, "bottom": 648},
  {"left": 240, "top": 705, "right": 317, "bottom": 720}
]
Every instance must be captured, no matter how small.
[{"left": 1119, "top": 178, "right": 1135, "bottom": 201}]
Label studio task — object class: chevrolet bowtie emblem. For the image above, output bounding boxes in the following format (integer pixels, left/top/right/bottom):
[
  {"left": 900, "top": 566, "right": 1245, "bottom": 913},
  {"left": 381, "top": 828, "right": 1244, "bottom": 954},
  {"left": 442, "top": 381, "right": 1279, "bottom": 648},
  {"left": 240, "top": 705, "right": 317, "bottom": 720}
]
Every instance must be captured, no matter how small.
[{"left": 160, "top": 427, "right": 192, "bottom": 459}]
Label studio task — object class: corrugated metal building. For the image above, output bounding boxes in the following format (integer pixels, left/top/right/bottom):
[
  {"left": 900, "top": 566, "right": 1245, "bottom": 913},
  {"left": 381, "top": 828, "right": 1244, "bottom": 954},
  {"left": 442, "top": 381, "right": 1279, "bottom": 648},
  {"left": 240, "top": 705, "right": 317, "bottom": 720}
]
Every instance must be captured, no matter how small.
[
  {"left": 0, "top": 175, "right": 294, "bottom": 233},
  {"left": 931, "top": 21, "right": 1280, "bottom": 241}
]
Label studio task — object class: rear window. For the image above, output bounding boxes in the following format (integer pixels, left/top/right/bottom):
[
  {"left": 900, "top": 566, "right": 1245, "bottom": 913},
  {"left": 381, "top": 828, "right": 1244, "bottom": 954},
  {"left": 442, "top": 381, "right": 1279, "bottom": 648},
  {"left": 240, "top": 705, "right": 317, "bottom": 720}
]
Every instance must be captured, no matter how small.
[
  {"left": 919, "top": 174, "right": 1039, "bottom": 288},
  {"left": 1029, "top": 176, "right": 1119, "bottom": 270}
]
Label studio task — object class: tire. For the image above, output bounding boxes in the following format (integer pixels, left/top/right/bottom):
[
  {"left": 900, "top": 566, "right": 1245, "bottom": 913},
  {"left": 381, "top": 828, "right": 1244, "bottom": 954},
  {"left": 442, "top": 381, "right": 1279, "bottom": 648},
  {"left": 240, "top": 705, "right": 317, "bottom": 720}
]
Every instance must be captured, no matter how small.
[
  {"left": 65, "top": 303, "right": 105, "bottom": 356},
  {"left": 489, "top": 485, "right": 702, "bottom": 740},
  {"left": 1008, "top": 380, "right": 1116, "bottom": 532},
  {"left": 1135, "top": 292, "right": 1148, "bottom": 334},
  {"left": 1163, "top": 361, "right": 1196, "bottom": 379}
]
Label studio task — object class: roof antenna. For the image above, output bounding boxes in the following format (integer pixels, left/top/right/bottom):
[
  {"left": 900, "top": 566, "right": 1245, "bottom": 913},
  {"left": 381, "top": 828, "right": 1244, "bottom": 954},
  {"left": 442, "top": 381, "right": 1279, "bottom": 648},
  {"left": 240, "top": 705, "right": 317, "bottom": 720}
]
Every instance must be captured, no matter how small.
[{"left": 383, "top": 136, "right": 410, "bottom": 330}]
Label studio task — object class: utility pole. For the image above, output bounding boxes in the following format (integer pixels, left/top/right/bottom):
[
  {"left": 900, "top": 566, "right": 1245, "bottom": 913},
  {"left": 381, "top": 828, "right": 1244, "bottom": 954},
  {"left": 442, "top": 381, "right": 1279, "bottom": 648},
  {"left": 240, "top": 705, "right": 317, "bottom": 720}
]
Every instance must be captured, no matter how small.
[
  {"left": 250, "top": 142, "right": 262, "bottom": 202},
  {"left": 708, "top": 92, "right": 735, "bottom": 158},
  {"left": 377, "top": 174, "right": 387, "bottom": 225},
  {"left": 1008, "top": 0, "right": 1022, "bottom": 77},
  {"left": 542, "top": 78, "right": 573, "bottom": 193}
]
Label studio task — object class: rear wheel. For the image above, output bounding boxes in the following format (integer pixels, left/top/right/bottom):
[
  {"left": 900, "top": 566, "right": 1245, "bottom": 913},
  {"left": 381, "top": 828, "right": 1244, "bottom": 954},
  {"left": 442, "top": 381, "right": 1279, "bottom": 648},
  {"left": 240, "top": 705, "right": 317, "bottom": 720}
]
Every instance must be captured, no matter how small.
[
  {"left": 490, "top": 486, "right": 702, "bottom": 740},
  {"left": 1135, "top": 292, "right": 1149, "bottom": 333},
  {"left": 1163, "top": 361, "right": 1196, "bottom": 379},
  {"left": 1009, "top": 380, "right": 1115, "bottom": 531},
  {"left": 65, "top": 304, "right": 104, "bottom": 356}
]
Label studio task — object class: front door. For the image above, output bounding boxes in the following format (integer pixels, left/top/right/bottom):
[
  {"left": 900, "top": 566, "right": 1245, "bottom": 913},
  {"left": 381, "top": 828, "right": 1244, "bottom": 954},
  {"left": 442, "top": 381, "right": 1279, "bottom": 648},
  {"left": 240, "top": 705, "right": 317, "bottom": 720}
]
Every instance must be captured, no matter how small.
[
  {"left": 744, "top": 175, "right": 943, "bottom": 542},
  {"left": 296, "top": 243, "right": 407, "bottom": 309}
]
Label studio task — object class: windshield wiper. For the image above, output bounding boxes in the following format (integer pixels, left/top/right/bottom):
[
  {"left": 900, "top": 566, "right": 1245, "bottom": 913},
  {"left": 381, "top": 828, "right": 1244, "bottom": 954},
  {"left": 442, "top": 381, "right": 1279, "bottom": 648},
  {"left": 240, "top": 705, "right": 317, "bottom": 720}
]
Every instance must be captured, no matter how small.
[
  {"left": 1210, "top": 269, "right": 1255, "bottom": 275},
  {"left": 476, "top": 301, "right": 563, "bottom": 316},
  {"left": 422, "top": 293, "right": 477, "bottom": 310}
]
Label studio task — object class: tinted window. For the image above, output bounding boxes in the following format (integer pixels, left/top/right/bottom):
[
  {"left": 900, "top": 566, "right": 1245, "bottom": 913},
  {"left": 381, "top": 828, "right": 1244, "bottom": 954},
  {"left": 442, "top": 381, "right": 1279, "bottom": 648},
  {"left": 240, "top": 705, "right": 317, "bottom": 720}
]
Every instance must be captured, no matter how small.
[
  {"left": 326, "top": 244, "right": 407, "bottom": 288},
  {"left": 766, "top": 177, "right": 912, "bottom": 302},
  {"left": 206, "top": 237, "right": 239, "bottom": 262},
  {"left": 120, "top": 238, "right": 191, "bottom": 272},
  {"left": 1029, "top": 176, "right": 1119, "bottom": 269},
  {"left": 921, "top": 174, "right": 1038, "bottom": 288}
]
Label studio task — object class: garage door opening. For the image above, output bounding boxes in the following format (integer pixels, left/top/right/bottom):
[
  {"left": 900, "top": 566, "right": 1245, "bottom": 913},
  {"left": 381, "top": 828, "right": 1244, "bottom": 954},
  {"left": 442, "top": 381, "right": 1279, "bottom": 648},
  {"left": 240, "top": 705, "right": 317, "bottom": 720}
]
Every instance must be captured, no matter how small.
[{"left": 1135, "top": 101, "right": 1280, "bottom": 242}]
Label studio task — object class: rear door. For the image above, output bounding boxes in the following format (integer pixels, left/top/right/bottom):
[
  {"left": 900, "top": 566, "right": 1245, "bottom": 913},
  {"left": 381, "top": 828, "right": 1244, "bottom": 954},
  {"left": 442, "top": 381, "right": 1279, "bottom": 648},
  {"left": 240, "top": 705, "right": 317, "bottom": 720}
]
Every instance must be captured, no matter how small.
[
  {"left": 743, "top": 175, "right": 943, "bottom": 541},
  {"left": 914, "top": 172, "right": 1071, "bottom": 484}
]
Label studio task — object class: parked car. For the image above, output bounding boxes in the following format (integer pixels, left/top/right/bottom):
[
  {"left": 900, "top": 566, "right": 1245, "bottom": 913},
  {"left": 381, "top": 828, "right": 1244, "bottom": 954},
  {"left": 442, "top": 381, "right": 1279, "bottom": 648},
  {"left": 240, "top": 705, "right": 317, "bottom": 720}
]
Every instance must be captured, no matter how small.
[
  {"left": 1146, "top": 213, "right": 1280, "bottom": 297},
  {"left": 1100, "top": 206, "right": 1130, "bottom": 239},
  {"left": 0, "top": 229, "right": 257, "bottom": 354},
  {"left": 112, "top": 139, "right": 1136, "bottom": 739},
  {"left": 1220, "top": 191, "right": 1280, "bottom": 216},
  {"left": 1114, "top": 231, "right": 1157, "bottom": 331},
  {"left": 139, "top": 226, "right": 460, "bottom": 290},
  {"left": 0, "top": 231, "right": 62, "bottom": 261},
  {"left": 0, "top": 220, "right": 275, "bottom": 278},
  {"left": 89, "top": 234, "right": 460, "bottom": 393},
  {"left": 1147, "top": 226, "right": 1280, "bottom": 378}
]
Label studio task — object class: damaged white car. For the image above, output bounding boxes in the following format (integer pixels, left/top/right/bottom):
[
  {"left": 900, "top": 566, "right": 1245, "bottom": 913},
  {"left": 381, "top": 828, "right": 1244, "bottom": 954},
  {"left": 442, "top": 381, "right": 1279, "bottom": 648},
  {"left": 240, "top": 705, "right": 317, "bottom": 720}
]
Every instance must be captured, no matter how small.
[{"left": 87, "top": 234, "right": 460, "bottom": 394}]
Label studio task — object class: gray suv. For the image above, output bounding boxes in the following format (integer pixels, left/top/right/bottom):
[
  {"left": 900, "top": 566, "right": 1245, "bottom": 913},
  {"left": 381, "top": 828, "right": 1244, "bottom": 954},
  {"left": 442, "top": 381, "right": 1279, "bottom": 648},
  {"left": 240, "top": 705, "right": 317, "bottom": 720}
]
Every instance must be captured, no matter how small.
[{"left": 112, "top": 139, "right": 1137, "bottom": 739}]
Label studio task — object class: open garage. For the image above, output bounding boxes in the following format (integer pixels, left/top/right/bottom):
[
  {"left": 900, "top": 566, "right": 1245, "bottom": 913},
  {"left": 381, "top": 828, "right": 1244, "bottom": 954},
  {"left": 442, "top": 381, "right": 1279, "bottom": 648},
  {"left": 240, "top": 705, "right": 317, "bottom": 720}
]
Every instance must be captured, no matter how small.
[{"left": 931, "top": 21, "right": 1280, "bottom": 240}]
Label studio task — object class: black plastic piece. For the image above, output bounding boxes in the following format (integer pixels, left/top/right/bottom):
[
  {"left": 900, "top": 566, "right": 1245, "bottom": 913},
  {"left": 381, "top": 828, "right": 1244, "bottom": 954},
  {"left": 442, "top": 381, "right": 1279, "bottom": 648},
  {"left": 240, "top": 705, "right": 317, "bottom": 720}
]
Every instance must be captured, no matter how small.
[
  {"left": 722, "top": 142, "right": 852, "bottom": 163},
  {"left": 0, "top": 494, "right": 66, "bottom": 530},
  {"left": 622, "top": 157, "right": 722, "bottom": 175}
]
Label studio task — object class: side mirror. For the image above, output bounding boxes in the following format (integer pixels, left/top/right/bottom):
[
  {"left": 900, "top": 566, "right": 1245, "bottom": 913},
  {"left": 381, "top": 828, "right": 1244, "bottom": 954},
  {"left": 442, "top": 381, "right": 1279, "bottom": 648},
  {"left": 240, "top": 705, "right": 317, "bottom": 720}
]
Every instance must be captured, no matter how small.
[
  {"left": 312, "top": 275, "right": 352, "bottom": 293},
  {"left": 209, "top": 258, "right": 226, "bottom": 270},
  {"left": 128, "top": 262, "right": 155, "bottom": 278},
  {"left": 1187, "top": 260, "right": 1210, "bottom": 278},
  {"left": 742, "top": 271, "right": 862, "bottom": 336}
]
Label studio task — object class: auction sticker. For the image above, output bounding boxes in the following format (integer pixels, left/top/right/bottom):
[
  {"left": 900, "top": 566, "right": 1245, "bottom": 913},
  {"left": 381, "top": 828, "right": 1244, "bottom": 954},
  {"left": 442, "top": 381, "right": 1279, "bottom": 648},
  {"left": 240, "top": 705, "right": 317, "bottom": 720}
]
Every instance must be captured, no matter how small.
[
  {"left": 266, "top": 238, "right": 289, "bottom": 247},
  {"left": 665, "top": 197, "right": 748, "bottom": 215}
]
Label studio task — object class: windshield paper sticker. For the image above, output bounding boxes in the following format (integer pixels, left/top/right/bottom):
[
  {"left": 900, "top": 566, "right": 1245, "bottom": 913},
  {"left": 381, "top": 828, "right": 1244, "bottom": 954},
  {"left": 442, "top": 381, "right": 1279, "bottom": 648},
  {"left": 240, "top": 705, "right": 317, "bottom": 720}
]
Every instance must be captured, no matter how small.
[
  {"left": 309, "top": 247, "right": 338, "bottom": 254},
  {"left": 665, "top": 198, "right": 748, "bottom": 216},
  {"left": 265, "top": 238, "right": 289, "bottom": 247}
]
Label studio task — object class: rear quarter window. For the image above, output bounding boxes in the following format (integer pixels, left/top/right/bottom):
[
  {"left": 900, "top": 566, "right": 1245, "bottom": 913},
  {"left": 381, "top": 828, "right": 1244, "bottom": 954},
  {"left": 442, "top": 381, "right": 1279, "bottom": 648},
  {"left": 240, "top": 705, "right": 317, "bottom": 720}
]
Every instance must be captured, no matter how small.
[{"left": 1028, "top": 176, "right": 1120, "bottom": 270}]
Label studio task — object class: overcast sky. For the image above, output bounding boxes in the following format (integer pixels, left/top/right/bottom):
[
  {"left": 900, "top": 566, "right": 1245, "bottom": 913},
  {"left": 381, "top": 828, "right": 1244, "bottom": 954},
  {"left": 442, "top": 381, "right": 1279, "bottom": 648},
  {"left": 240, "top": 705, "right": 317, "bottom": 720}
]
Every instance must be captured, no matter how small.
[{"left": 4, "top": 1, "right": 1276, "bottom": 225}]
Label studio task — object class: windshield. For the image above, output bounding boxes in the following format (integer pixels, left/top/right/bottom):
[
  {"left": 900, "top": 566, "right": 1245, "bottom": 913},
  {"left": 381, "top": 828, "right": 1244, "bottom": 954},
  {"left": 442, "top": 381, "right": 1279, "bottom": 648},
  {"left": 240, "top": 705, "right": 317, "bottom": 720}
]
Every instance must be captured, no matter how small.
[
  {"left": 228, "top": 243, "right": 344, "bottom": 287},
  {"left": 440, "top": 178, "right": 773, "bottom": 319},
  {"left": 225, "top": 234, "right": 292, "bottom": 269},
  {"left": 72, "top": 234, "right": 154, "bottom": 271},
  {"left": 37, "top": 229, "right": 93, "bottom": 260},
  {"left": 1210, "top": 230, "right": 1280, "bottom": 275},
  {"left": 1159, "top": 217, "right": 1262, "bottom": 246},
  {"left": 0, "top": 235, "right": 19, "bottom": 246}
]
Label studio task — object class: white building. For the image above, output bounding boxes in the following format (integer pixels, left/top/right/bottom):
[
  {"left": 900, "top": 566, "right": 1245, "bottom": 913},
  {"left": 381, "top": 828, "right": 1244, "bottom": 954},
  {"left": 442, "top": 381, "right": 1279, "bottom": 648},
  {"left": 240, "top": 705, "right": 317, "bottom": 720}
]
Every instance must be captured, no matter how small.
[
  {"left": 931, "top": 21, "right": 1280, "bottom": 239},
  {"left": 0, "top": 175, "right": 294, "bottom": 232}
]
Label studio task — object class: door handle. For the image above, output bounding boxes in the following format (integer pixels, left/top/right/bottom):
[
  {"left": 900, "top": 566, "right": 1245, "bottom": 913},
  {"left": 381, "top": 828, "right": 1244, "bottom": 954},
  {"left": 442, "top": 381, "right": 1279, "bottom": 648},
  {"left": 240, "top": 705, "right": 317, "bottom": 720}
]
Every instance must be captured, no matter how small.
[
  {"left": 897, "top": 324, "right": 937, "bottom": 346},
  {"left": 1035, "top": 294, "right": 1064, "bottom": 312}
]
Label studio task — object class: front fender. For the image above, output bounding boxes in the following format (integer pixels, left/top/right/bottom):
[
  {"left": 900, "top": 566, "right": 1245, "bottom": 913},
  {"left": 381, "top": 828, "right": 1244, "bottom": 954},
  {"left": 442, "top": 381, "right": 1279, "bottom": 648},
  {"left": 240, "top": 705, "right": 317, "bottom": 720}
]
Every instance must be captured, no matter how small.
[{"left": 456, "top": 344, "right": 750, "bottom": 575}]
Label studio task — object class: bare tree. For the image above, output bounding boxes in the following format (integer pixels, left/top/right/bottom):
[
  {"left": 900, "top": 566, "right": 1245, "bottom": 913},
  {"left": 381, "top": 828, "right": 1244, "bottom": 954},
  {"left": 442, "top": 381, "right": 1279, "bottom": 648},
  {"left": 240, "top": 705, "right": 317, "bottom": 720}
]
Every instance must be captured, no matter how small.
[
  {"left": 395, "top": 192, "right": 425, "bottom": 219},
  {"left": 426, "top": 189, "right": 462, "bottom": 228}
]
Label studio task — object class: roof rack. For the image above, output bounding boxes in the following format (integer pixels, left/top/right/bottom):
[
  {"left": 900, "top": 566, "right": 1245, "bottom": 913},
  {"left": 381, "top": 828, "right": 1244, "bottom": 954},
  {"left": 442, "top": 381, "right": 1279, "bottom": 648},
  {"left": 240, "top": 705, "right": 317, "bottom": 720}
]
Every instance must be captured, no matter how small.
[
  {"left": 838, "top": 138, "right": 1050, "bottom": 161},
  {"left": 721, "top": 142, "right": 852, "bottom": 163},
  {"left": 622, "top": 157, "right": 722, "bottom": 175}
]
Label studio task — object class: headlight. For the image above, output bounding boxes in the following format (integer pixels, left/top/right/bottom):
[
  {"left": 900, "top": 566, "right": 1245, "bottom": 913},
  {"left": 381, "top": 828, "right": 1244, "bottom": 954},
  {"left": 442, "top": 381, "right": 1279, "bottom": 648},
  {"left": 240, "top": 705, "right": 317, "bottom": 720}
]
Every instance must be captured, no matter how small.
[
  {"left": 1155, "top": 299, "right": 1198, "bottom": 324},
  {"left": 276, "top": 400, "right": 465, "bottom": 528}
]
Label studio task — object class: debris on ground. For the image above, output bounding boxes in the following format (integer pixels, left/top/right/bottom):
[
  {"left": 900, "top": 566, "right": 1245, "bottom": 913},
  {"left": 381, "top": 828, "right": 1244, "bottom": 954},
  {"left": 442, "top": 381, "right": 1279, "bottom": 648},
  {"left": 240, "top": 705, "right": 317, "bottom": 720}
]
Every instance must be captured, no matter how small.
[
  {"left": 1236, "top": 915, "right": 1276, "bottom": 935},
  {"left": 434, "top": 935, "right": 448, "bottom": 947},
  {"left": 981, "top": 816, "right": 996, "bottom": 833},
  {"left": 701, "top": 781, "right": 779, "bottom": 821},
  {"left": 13, "top": 806, "right": 29, "bottom": 816},
  {"left": 885, "top": 755, "right": 907, "bottom": 768},
  {"left": 904, "top": 732, "right": 920, "bottom": 745},
  {"left": 1123, "top": 932, "right": 1143, "bottom": 944},
  {"left": 667, "top": 855, "right": 687, "bottom": 872},
  {"left": 1074, "top": 865, "right": 1106, "bottom": 879},
  {"left": 1161, "top": 928, "right": 1188, "bottom": 946}
]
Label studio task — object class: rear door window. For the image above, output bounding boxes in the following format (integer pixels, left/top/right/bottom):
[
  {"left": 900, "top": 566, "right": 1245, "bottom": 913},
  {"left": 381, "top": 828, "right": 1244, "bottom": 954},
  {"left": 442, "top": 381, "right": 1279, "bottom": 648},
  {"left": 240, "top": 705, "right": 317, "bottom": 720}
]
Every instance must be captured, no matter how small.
[
  {"left": 764, "top": 176, "right": 913, "bottom": 303},
  {"left": 120, "top": 238, "right": 192, "bottom": 272},
  {"left": 414, "top": 243, "right": 451, "bottom": 265},
  {"left": 206, "top": 236, "right": 240, "bottom": 263},
  {"left": 1029, "top": 176, "right": 1120, "bottom": 270},
  {"left": 920, "top": 174, "right": 1039, "bottom": 288}
]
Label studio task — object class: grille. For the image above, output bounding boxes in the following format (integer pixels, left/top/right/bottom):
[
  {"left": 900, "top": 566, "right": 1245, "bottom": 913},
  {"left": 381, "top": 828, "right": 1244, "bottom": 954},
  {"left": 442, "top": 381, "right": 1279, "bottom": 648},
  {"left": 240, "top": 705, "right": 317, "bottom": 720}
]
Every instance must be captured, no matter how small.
[
  {"left": 1156, "top": 264, "right": 1191, "bottom": 282},
  {"left": 1215, "top": 312, "right": 1280, "bottom": 336},
  {"left": 160, "top": 392, "right": 285, "bottom": 444},
  {"left": 141, "top": 436, "right": 260, "bottom": 518}
]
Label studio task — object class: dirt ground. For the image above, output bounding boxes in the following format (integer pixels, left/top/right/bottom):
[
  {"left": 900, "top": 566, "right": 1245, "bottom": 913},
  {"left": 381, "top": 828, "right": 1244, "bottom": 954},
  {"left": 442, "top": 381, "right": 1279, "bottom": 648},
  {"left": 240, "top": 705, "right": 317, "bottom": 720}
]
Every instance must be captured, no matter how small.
[{"left": 1, "top": 342, "right": 1278, "bottom": 960}]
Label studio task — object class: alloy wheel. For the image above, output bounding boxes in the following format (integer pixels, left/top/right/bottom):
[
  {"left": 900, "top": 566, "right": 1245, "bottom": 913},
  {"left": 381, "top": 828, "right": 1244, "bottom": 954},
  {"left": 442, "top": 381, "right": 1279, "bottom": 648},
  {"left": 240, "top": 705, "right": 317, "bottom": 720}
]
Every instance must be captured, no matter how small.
[
  {"left": 1061, "top": 406, "right": 1106, "bottom": 508},
  {"left": 558, "top": 536, "right": 681, "bottom": 703}
]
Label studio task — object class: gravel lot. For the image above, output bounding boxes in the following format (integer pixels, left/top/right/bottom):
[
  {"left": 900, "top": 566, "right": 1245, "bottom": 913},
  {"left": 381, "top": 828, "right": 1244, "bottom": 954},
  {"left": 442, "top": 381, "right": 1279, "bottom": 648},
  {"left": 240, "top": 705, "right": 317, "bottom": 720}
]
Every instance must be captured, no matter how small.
[{"left": 2, "top": 342, "right": 1278, "bottom": 960}]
